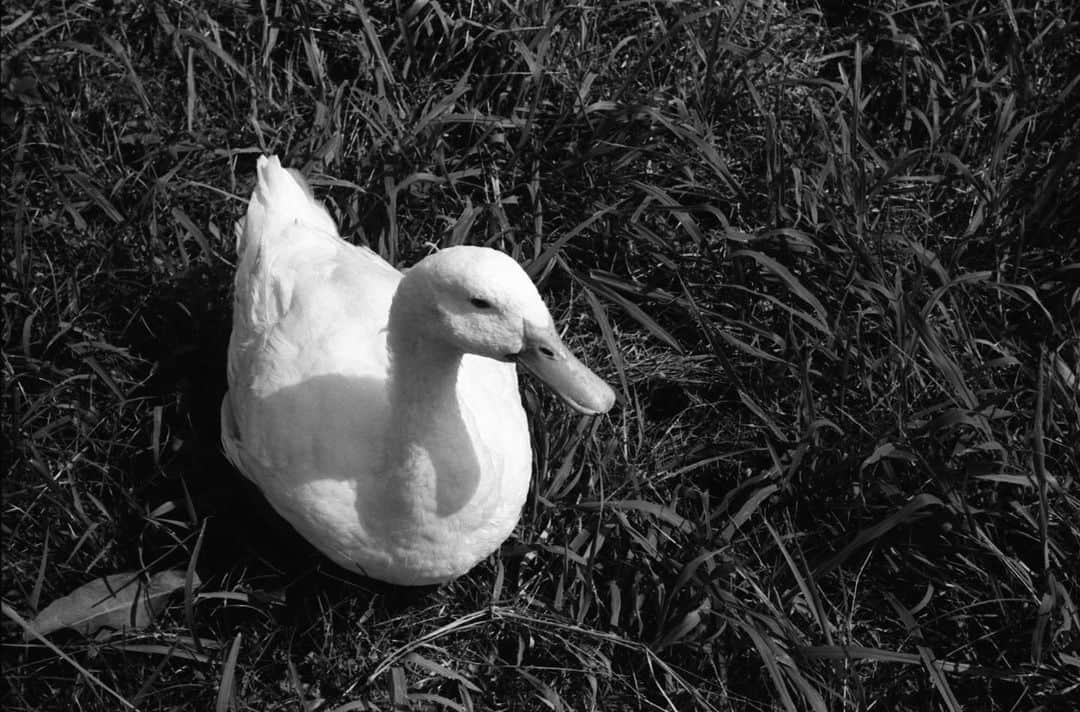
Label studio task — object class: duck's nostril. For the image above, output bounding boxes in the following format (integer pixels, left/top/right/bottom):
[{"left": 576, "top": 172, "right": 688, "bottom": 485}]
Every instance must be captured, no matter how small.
[{"left": 539, "top": 346, "right": 556, "bottom": 358}]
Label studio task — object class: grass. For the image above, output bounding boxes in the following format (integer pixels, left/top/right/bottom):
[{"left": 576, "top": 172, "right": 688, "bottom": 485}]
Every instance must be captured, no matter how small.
[{"left": 2, "top": 0, "right": 1077, "bottom": 709}]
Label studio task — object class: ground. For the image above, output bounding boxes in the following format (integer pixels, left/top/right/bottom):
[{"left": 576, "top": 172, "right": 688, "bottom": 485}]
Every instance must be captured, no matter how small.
[{"left": 2, "top": 1, "right": 1078, "bottom": 710}]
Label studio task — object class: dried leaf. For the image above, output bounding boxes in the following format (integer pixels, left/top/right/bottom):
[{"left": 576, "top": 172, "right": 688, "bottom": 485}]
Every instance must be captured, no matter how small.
[{"left": 24, "top": 570, "right": 194, "bottom": 640}]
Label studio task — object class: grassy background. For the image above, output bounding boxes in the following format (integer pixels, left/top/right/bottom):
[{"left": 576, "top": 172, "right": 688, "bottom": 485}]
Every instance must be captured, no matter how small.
[{"left": 3, "top": 1, "right": 1078, "bottom": 710}]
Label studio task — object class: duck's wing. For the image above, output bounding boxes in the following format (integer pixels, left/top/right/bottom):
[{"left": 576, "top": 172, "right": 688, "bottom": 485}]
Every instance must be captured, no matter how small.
[
  {"left": 223, "top": 156, "right": 401, "bottom": 483},
  {"left": 229, "top": 156, "right": 398, "bottom": 353}
]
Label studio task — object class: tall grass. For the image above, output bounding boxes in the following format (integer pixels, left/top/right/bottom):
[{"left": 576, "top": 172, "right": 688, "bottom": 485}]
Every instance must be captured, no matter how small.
[{"left": 3, "top": 1, "right": 1077, "bottom": 710}]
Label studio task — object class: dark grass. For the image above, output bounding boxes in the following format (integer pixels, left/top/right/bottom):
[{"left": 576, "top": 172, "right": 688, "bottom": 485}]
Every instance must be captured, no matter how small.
[{"left": 3, "top": 1, "right": 1078, "bottom": 710}]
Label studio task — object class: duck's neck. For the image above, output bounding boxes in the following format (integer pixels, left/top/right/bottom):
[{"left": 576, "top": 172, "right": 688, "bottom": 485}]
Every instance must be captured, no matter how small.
[
  {"left": 387, "top": 326, "right": 462, "bottom": 426},
  {"left": 381, "top": 289, "right": 481, "bottom": 522}
]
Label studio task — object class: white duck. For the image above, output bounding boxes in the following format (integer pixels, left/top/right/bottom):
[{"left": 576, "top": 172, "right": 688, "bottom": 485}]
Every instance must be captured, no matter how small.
[{"left": 220, "top": 156, "right": 615, "bottom": 585}]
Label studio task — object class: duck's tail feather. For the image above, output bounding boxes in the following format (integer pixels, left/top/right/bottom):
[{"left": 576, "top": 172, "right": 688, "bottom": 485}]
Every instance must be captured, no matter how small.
[
  {"left": 238, "top": 155, "right": 338, "bottom": 257},
  {"left": 230, "top": 155, "right": 342, "bottom": 334}
]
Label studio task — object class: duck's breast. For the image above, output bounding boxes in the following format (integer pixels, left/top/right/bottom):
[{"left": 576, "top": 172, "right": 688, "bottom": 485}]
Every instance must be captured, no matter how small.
[{"left": 454, "top": 356, "right": 533, "bottom": 540}]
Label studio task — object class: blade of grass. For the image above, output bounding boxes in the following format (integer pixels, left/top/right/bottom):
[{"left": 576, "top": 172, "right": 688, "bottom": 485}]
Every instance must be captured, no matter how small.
[
  {"left": 215, "top": 633, "right": 242, "bottom": 712},
  {"left": 885, "top": 593, "right": 961, "bottom": 712},
  {"left": 815, "top": 494, "right": 945, "bottom": 577}
]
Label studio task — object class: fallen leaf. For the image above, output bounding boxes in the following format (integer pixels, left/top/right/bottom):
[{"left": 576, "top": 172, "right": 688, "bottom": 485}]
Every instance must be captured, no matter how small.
[{"left": 24, "top": 570, "right": 195, "bottom": 640}]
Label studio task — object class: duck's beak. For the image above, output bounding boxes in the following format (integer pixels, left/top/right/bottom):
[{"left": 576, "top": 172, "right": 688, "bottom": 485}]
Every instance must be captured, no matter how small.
[{"left": 512, "top": 321, "right": 616, "bottom": 415}]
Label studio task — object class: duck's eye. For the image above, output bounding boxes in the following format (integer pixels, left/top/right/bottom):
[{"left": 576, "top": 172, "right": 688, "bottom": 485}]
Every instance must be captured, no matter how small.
[{"left": 470, "top": 297, "right": 493, "bottom": 309}]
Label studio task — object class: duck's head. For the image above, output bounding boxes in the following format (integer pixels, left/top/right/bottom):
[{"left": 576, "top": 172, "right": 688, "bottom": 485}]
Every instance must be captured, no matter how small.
[{"left": 395, "top": 246, "right": 616, "bottom": 415}]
